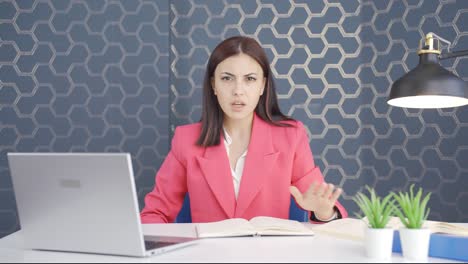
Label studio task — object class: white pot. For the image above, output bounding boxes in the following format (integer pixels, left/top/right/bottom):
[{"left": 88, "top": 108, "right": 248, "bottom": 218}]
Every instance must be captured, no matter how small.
[
  {"left": 399, "top": 228, "right": 431, "bottom": 261},
  {"left": 364, "top": 227, "right": 394, "bottom": 260}
]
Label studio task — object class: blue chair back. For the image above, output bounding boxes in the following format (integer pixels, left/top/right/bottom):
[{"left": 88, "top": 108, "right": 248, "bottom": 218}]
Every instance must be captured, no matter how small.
[
  {"left": 175, "top": 195, "right": 192, "bottom": 223},
  {"left": 175, "top": 195, "right": 308, "bottom": 223},
  {"left": 289, "top": 197, "right": 308, "bottom": 222}
]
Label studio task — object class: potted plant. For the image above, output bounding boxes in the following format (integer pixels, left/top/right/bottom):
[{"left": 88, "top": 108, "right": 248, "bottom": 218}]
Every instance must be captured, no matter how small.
[
  {"left": 353, "top": 186, "right": 395, "bottom": 260},
  {"left": 391, "top": 184, "right": 432, "bottom": 261}
]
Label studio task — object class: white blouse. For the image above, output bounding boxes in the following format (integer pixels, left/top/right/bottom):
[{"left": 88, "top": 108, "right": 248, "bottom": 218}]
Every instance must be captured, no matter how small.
[{"left": 222, "top": 128, "right": 247, "bottom": 199}]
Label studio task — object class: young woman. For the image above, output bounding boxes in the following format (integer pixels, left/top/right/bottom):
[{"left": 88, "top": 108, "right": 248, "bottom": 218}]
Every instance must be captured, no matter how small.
[{"left": 140, "top": 36, "right": 348, "bottom": 223}]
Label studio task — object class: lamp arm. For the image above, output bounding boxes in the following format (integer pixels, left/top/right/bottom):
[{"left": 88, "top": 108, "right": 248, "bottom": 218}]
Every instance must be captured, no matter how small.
[{"left": 439, "top": 49, "right": 468, "bottom": 60}]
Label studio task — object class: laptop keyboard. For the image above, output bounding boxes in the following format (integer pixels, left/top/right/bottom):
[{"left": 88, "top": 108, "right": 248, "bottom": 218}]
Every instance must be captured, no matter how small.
[{"left": 144, "top": 240, "right": 177, "bottom": 250}]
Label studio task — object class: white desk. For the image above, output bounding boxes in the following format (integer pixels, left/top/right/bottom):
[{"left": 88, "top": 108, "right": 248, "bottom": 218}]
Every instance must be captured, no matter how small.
[{"left": 0, "top": 223, "right": 462, "bottom": 263}]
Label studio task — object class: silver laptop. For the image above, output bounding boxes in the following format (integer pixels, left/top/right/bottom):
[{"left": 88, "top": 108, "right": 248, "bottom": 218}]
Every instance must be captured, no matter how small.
[{"left": 8, "top": 153, "right": 198, "bottom": 257}]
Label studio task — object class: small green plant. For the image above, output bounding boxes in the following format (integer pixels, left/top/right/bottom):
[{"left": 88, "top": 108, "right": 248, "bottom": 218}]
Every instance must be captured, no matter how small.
[
  {"left": 391, "top": 184, "right": 431, "bottom": 229},
  {"left": 352, "top": 186, "right": 395, "bottom": 229}
]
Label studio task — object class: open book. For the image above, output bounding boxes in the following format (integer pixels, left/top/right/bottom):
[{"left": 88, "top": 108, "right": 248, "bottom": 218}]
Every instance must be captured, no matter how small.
[
  {"left": 195, "top": 216, "right": 315, "bottom": 238},
  {"left": 311, "top": 216, "right": 468, "bottom": 241}
]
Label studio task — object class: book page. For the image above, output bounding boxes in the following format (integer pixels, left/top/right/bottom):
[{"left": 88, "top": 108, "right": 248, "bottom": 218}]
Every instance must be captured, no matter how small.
[
  {"left": 195, "top": 218, "right": 256, "bottom": 238},
  {"left": 381, "top": 217, "right": 468, "bottom": 236},
  {"left": 312, "top": 217, "right": 468, "bottom": 242},
  {"left": 426, "top": 220, "right": 468, "bottom": 236},
  {"left": 249, "top": 216, "right": 315, "bottom": 236},
  {"left": 311, "top": 218, "right": 366, "bottom": 241}
]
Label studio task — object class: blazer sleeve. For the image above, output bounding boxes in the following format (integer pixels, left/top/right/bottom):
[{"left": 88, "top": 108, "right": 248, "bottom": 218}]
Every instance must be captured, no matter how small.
[
  {"left": 290, "top": 122, "right": 348, "bottom": 222},
  {"left": 140, "top": 127, "right": 188, "bottom": 223}
]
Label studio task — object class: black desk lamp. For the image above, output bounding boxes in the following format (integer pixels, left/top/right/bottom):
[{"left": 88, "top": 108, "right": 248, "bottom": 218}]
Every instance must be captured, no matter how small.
[{"left": 388, "top": 32, "right": 468, "bottom": 108}]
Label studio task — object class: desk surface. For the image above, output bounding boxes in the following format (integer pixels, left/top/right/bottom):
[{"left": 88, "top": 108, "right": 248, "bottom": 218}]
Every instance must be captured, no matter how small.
[{"left": 0, "top": 223, "right": 463, "bottom": 263}]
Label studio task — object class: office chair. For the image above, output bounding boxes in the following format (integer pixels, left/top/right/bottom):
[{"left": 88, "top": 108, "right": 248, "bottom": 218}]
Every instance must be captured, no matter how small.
[
  {"left": 175, "top": 195, "right": 309, "bottom": 223},
  {"left": 175, "top": 195, "right": 192, "bottom": 223},
  {"left": 289, "top": 197, "right": 309, "bottom": 222}
]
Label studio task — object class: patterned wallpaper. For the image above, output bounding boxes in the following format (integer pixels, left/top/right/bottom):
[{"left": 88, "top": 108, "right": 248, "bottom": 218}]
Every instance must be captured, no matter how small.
[
  {"left": 0, "top": 0, "right": 170, "bottom": 238},
  {"left": 1, "top": 0, "right": 468, "bottom": 238},
  {"left": 170, "top": 0, "right": 468, "bottom": 223}
]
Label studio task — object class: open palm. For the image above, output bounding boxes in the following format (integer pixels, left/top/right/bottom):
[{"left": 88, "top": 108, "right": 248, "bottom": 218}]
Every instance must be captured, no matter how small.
[{"left": 290, "top": 182, "right": 342, "bottom": 219}]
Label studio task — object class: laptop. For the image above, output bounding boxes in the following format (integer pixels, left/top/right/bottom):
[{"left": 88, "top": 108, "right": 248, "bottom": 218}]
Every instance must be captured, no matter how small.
[{"left": 7, "top": 153, "right": 198, "bottom": 257}]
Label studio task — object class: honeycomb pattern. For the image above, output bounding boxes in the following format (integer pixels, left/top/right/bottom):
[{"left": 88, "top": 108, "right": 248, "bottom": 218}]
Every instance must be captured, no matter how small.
[
  {"left": 1, "top": 0, "right": 468, "bottom": 238},
  {"left": 169, "top": 0, "right": 468, "bottom": 223},
  {"left": 0, "top": 0, "right": 170, "bottom": 238}
]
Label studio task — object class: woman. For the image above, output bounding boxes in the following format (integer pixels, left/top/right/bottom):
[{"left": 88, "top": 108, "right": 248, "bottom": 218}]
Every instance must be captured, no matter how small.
[{"left": 140, "top": 36, "right": 348, "bottom": 223}]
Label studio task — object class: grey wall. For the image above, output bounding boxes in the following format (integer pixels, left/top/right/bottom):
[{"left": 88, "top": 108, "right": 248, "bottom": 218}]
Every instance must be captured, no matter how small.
[
  {"left": 1, "top": 0, "right": 468, "bottom": 238},
  {"left": 0, "top": 0, "right": 170, "bottom": 237},
  {"left": 169, "top": 0, "right": 468, "bottom": 223}
]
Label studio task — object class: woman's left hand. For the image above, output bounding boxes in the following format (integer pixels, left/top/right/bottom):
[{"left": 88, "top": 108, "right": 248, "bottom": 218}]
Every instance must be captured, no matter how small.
[{"left": 290, "top": 181, "right": 342, "bottom": 220}]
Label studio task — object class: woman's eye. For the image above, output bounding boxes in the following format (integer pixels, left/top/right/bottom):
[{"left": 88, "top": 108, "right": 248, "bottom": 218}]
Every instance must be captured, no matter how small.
[
  {"left": 247, "top": 77, "right": 256, "bottom": 81},
  {"left": 221, "top": 76, "right": 231, "bottom": 81}
]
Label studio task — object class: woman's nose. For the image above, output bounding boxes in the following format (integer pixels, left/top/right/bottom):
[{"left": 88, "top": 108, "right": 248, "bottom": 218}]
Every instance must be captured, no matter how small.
[{"left": 233, "top": 81, "right": 245, "bottom": 95}]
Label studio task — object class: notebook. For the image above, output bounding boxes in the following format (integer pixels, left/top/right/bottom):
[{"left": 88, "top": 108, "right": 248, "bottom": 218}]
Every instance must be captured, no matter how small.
[
  {"left": 196, "top": 216, "right": 315, "bottom": 238},
  {"left": 8, "top": 153, "right": 198, "bottom": 257}
]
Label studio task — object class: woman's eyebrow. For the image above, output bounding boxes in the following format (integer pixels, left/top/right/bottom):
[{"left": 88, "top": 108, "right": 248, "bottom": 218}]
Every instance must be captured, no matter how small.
[
  {"left": 220, "top": 72, "right": 257, "bottom": 76},
  {"left": 244, "top": 73, "right": 257, "bottom": 76},
  {"left": 220, "top": 72, "right": 235, "bottom": 76}
]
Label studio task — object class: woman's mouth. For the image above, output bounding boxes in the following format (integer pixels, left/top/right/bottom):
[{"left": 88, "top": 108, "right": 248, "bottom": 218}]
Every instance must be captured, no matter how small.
[{"left": 231, "top": 101, "right": 246, "bottom": 111}]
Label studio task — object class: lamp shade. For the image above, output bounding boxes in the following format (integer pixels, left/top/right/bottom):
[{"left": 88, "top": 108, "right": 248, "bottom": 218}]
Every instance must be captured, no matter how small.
[{"left": 387, "top": 53, "right": 468, "bottom": 108}]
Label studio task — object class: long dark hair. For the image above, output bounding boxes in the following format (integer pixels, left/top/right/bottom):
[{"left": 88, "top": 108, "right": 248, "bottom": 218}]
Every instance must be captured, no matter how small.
[{"left": 196, "top": 36, "right": 293, "bottom": 146}]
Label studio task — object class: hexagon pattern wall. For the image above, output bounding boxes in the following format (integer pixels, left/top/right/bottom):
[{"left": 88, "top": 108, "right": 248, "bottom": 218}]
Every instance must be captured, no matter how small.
[
  {"left": 170, "top": 0, "right": 468, "bottom": 223},
  {"left": 0, "top": 0, "right": 170, "bottom": 238},
  {"left": 1, "top": 0, "right": 468, "bottom": 238}
]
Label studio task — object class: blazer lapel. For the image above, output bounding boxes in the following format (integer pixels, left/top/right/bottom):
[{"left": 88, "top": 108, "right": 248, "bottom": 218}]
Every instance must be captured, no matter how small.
[
  {"left": 196, "top": 136, "right": 236, "bottom": 218},
  {"left": 235, "top": 114, "right": 279, "bottom": 217}
]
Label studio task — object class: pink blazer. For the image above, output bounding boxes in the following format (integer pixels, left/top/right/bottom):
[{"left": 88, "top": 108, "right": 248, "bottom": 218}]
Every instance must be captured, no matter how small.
[{"left": 140, "top": 114, "right": 348, "bottom": 223}]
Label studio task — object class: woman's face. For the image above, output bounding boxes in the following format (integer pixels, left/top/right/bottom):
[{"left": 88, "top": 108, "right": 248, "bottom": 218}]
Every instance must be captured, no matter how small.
[{"left": 212, "top": 53, "right": 266, "bottom": 123}]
